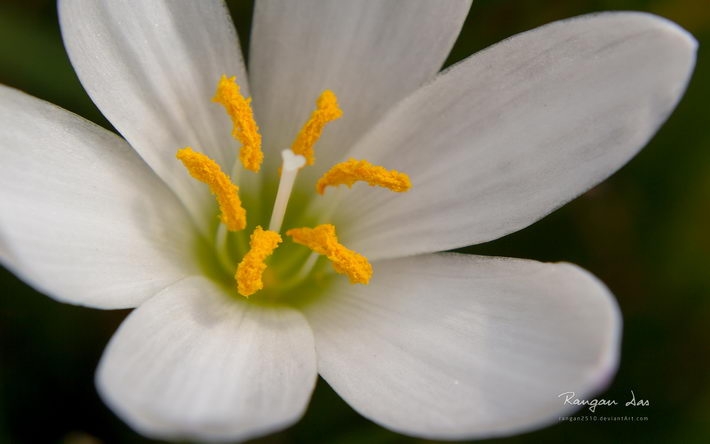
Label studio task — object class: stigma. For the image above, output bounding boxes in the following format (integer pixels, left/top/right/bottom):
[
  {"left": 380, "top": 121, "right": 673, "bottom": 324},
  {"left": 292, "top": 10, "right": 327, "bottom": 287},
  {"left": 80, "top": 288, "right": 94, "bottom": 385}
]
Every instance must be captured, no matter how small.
[{"left": 177, "top": 76, "right": 412, "bottom": 297}]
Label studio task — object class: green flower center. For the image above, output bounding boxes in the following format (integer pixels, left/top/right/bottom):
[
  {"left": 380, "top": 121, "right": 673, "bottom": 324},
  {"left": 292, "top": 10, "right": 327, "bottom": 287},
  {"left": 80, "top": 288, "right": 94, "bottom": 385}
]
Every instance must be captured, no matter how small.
[{"left": 182, "top": 75, "right": 411, "bottom": 304}]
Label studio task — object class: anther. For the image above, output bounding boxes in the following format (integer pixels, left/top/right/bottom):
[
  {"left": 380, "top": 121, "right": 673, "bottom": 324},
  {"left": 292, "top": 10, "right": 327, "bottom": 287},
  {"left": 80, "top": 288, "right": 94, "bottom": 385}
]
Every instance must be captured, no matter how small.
[
  {"left": 291, "top": 90, "right": 342, "bottom": 166},
  {"left": 286, "top": 224, "right": 372, "bottom": 284},
  {"left": 176, "top": 147, "right": 246, "bottom": 231},
  {"left": 316, "top": 158, "right": 412, "bottom": 195},
  {"left": 236, "top": 226, "right": 282, "bottom": 297},
  {"left": 213, "top": 75, "right": 263, "bottom": 172}
]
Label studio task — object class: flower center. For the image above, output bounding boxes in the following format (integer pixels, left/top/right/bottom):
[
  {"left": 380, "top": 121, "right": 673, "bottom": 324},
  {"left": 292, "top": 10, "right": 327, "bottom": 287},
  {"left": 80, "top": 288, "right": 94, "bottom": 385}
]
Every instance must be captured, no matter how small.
[{"left": 177, "top": 75, "right": 411, "bottom": 298}]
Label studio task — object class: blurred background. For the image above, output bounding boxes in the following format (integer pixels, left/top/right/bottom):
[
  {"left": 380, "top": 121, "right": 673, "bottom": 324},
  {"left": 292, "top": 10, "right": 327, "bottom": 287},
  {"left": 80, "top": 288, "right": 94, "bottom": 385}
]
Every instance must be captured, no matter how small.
[{"left": 0, "top": 0, "right": 708, "bottom": 443}]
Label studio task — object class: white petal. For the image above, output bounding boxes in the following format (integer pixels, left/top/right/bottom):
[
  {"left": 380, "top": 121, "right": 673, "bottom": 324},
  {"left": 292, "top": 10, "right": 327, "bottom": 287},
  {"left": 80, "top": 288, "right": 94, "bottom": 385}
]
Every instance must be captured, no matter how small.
[
  {"left": 97, "top": 276, "right": 317, "bottom": 442},
  {"left": 249, "top": 0, "right": 471, "bottom": 177},
  {"left": 59, "top": 0, "right": 248, "bottom": 232},
  {"left": 0, "top": 86, "right": 196, "bottom": 309},
  {"left": 304, "top": 253, "right": 620, "bottom": 439},
  {"left": 332, "top": 12, "right": 697, "bottom": 259}
]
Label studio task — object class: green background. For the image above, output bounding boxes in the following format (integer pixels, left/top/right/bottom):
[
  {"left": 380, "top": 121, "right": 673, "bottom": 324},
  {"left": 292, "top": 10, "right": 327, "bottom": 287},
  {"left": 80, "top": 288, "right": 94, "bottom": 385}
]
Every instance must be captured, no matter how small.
[{"left": 1, "top": 0, "right": 708, "bottom": 443}]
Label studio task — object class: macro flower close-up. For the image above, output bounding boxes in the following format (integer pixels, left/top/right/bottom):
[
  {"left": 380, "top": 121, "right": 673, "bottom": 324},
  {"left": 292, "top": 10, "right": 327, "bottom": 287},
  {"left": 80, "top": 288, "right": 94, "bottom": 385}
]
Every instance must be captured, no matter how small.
[{"left": 0, "top": 0, "right": 702, "bottom": 443}]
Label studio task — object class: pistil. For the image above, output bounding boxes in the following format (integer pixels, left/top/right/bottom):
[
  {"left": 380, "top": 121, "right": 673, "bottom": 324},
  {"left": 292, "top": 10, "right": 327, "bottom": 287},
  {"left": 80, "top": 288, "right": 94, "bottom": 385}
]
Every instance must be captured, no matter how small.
[{"left": 268, "top": 150, "right": 306, "bottom": 232}]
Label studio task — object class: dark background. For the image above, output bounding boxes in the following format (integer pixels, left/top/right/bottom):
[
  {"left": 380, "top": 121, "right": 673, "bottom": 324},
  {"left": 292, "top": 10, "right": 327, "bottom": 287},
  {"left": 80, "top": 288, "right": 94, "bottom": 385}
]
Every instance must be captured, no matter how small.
[{"left": 1, "top": 1, "right": 708, "bottom": 443}]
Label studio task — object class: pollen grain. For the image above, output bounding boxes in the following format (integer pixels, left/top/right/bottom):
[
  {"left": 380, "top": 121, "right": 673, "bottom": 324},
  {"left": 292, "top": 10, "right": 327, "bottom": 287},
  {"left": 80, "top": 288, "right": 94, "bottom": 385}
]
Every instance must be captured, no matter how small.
[
  {"left": 291, "top": 90, "right": 343, "bottom": 166},
  {"left": 176, "top": 147, "right": 246, "bottom": 231},
  {"left": 213, "top": 75, "right": 263, "bottom": 172},
  {"left": 286, "top": 224, "right": 372, "bottom": 284},
  {"left": 316, "top": 158, "right": 412, "bottom": 194},
  {"left": 236, "top": 226, "right": 283, "bottom": 297}
]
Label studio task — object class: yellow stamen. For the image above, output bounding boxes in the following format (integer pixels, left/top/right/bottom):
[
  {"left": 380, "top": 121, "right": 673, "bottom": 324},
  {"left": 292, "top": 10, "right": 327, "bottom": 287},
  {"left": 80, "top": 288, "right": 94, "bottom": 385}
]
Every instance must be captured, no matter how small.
[
  {"left": 291, "top": 90, "right": 343, "bottom": 165},
  {"left": 286, "top": 224, "right": 372, "bottom": 284},
  {"left": 236, "top": 226, "right": 282, "bottom": 297},
  {"left": 176, "top": 147, "right": 246, "bottom": 231},
  {"left": 316, "top": 159, "right": 412, "bottom": 195},
  {"left": 213, "top": 75, "right": 263, "bottom": 172}
]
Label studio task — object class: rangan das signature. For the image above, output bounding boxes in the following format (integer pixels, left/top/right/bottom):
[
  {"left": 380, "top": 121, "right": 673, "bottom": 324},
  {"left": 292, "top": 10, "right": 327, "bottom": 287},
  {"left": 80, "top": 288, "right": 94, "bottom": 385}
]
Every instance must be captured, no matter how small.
[{"left": 558, "top": 390, "right": 650, "bottom": 413}]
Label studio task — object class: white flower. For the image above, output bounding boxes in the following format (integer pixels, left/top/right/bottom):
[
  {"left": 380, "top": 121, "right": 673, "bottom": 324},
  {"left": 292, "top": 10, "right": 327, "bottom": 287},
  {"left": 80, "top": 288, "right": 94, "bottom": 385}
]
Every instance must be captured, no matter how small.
[{"left": 0, "top": 0, "right": 696, "bottom": 442}]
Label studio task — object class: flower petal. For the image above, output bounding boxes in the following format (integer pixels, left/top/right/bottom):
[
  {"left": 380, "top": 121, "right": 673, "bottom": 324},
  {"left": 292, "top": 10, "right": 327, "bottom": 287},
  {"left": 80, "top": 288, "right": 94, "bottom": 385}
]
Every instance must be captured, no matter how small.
[
  {"left": 332, "top": 12, "right": 697, "bottom": 260},
  {"left": 59, "top": 0, "right": 248, "bottom": 232},
  {"left": 97, "top": 276, "right": 317, "bottom": 442},
  {"left": 0, "top": 86, "right": 196, "bottom": 309},
  {"left": 303, "top": 253, "right": 620, "bottom": 439},
  {"left": 249, "top": 0, "right": 471, "bottom": 176}
]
